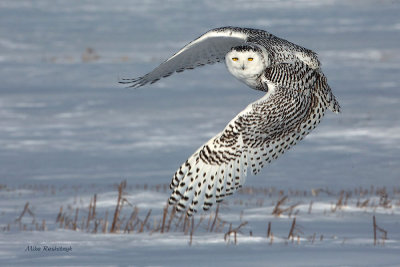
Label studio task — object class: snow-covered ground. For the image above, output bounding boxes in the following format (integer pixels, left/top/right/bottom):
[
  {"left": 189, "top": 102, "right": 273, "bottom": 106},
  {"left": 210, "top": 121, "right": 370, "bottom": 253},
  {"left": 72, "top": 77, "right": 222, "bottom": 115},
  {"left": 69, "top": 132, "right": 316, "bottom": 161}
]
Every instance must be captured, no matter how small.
[{"left": 1, "top": 0, "right": 399, "bottom": 266}]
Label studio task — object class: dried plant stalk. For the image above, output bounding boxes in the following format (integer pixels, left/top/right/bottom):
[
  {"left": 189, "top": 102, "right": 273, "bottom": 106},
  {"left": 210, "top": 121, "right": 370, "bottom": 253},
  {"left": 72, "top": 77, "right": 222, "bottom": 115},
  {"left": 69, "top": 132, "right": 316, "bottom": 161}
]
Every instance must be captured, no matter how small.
[
  {"left": 110, "top": 180, "right": 127, "bottom": 233},
  {"left": 288, "top": 218, "right": 296, "bottom": 239},
  {"left": 267, "top": 221, "right": 272, "bottom": 238}
]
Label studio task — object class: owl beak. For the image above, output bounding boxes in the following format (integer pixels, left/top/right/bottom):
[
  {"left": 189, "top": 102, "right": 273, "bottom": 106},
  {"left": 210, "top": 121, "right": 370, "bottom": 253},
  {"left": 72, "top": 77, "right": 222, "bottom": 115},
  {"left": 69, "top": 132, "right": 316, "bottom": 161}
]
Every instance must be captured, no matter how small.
[{"left": 241, "top": 64, "right": 245, "bottom": 70}]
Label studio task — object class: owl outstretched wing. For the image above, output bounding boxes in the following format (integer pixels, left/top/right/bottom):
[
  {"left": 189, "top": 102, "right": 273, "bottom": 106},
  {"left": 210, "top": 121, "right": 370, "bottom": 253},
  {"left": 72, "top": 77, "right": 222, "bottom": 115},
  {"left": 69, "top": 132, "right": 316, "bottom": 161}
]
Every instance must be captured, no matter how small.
[
  {"left": 120, "top": 26, "right": 325, "bottom": 88},
  {"left": 168, "top": 61, "right": 330, "bottom": 216},
  {"left": 119, "top": 27, "right": 268, "bottom": 88}
]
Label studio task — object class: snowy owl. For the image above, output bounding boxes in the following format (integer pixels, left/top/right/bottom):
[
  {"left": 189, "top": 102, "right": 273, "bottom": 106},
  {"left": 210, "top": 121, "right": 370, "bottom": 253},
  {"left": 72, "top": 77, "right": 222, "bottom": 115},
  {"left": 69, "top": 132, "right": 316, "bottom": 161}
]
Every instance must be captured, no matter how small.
[{"left": 120, "top": 26, "right": 340, "bottom": 216}]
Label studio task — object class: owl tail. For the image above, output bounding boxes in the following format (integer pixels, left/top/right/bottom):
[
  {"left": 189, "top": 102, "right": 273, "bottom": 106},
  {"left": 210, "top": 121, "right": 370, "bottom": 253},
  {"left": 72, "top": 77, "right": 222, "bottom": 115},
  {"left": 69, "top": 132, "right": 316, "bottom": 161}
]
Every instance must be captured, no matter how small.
[{"left": 316, "top": 72, "right": 341, "bottom": 113}]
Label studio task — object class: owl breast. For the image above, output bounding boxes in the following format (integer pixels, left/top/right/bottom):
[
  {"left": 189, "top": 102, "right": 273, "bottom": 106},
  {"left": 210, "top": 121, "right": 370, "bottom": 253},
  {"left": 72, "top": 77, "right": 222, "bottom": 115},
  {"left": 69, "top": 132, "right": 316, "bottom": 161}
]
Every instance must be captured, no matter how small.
[
  {"left": 240, "top": 74, "right": 262, "bottom": 90},
  {"left": 226, "top": 62, "right": 269, "bottom": 92}
]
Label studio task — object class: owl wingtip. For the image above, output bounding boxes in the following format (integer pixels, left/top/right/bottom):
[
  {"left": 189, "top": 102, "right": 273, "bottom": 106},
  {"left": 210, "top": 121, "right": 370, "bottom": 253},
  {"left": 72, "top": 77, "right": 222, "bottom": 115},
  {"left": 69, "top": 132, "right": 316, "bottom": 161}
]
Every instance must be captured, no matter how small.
[{"left": 117, "top": 77, "right": 147, "bottom": 89}]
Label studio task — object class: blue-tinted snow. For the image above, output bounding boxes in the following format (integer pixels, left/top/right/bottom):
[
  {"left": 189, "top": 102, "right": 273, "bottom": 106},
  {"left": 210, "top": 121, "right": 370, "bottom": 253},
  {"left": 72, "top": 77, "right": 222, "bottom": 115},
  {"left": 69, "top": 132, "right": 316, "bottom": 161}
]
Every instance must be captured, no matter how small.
[{"left": 0, "top": 0, "right": 399, "bottom": 266}]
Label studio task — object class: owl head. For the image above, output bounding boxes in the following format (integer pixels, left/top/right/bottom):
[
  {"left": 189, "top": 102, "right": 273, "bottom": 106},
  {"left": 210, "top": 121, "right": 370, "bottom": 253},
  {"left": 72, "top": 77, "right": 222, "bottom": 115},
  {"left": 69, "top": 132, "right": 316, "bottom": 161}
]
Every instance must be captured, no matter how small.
[{"left": 225, "top": 45, "right": 265, "bottom": 81}]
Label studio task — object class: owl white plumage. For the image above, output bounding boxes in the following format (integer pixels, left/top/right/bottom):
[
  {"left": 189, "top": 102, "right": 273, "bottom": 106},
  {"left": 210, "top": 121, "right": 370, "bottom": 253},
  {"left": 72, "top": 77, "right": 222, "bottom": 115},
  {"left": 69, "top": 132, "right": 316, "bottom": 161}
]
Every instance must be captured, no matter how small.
[
  {"left": 225, "top": 45, "right": 267, "bottom": 90},
  {"left": 120, "top": 26, "right": 340, "bottom": 216}
]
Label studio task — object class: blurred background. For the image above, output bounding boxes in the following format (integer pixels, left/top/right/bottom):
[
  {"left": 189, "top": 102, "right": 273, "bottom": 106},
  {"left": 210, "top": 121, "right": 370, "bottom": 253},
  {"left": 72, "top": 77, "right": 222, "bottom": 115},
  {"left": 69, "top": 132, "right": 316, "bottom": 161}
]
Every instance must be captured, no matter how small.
[{"left": 1, "top": 0, "right": 399, "bottom": 190}]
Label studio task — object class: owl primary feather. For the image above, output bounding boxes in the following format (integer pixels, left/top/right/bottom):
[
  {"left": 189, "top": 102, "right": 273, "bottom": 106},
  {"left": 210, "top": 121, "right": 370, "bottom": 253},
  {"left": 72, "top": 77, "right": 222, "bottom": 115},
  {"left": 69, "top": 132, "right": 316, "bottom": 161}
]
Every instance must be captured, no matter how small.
[{"left": 120, "top": 26, "right": 340, "bottom": 216}]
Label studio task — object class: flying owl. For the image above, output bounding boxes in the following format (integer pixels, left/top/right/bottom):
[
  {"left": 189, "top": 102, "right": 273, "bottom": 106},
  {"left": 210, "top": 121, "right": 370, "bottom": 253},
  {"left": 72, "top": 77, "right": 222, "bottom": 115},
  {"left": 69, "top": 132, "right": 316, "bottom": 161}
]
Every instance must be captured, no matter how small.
[{"left": 120, "top": 26, "right": 340, "bottom": 216}]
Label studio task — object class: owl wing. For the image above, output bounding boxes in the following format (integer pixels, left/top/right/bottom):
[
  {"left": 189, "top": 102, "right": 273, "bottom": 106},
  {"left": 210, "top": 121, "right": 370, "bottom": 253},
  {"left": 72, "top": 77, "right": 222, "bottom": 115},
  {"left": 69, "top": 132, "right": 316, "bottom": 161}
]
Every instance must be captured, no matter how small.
[
  {"left": 168, "top": 61, "right": 328, "bottom": 216},
  {"left": 119, "top": 27, "right": 254, "bottom": 88}
]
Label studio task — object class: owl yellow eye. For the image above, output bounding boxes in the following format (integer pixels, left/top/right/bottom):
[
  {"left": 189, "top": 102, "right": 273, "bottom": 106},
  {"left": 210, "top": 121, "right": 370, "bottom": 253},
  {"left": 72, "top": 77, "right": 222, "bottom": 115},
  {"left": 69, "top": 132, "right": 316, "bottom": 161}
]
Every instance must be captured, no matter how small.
[
  {"left": 248, "top": 57, "right": 253, "bottom": 61},
  {"left": 232, "top": 57, "right": 238, "bottom": 61}
]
